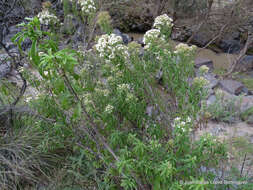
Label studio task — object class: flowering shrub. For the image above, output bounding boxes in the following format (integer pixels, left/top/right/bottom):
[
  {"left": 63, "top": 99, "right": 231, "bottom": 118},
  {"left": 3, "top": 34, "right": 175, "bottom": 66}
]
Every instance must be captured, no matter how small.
[
  {"left": 153, "top": 14, "right": 173, "bottom": 37},
  {"left": 11, "top": 12, "right": 232, "bottom": 190}
]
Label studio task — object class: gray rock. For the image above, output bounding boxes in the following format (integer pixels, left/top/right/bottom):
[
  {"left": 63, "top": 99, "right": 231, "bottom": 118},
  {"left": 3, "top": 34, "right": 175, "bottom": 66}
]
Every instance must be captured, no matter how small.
[
  {"left": 191, "top": 33, "right": 210, "bottom": 47},
  {"left": 0, "top": 54, "right": 11, "bottom": 79},
  {"left": 195, "top": 58, "right": 214, "bottom": 71},
  {"left": 204, "top": 73, "right": 219, "bottom": 89},
  {"left": 3, "top": 25, "right": 31, "bottom": 51},
  {"left": 113, "top": 29, "right": 132, "bottom": 44},
  {"left": 247, "top": 115, "right": 253, "bottom": 125},
  {"left": 206, "top": 95, "right": 216, "bottom": 106},
  {"left": 219, "top": 79, "right": 246, "bottom": 95},
  {"left": 145, "top": 105, "right": 159, "bottom": 117},
  {"left": 219, "top": 39, "right": 242, "bottom": 54},
  {"left": 235, "top": 55, "right": 253, "bottom": 72},
  {"left": 155, "top": 69, "right": 163, "bottom": 82},
  {"left": 72, "top": 24, "right": 85, "bottom": 43},
  {"left": 240, "top": 96, "right": 253, "bottom": 112}
]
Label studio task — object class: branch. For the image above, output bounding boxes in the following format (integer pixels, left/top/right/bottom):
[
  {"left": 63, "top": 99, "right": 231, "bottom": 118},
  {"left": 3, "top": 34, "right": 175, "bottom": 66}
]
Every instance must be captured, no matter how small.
[{"left": 224, "top": 30, "right": 253, "bottom": 76}]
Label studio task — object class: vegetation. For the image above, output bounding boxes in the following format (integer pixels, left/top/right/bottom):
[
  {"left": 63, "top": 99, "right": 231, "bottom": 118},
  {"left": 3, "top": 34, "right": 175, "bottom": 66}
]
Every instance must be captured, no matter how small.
[{"left": 0, "top": 0, "right": 253, "bottom": 190}]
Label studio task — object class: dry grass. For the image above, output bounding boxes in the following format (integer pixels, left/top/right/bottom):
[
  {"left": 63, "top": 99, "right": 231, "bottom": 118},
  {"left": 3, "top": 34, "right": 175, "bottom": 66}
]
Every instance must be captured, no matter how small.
[{"left": 0, "top": 124, "right": 63, "bottom": 190}]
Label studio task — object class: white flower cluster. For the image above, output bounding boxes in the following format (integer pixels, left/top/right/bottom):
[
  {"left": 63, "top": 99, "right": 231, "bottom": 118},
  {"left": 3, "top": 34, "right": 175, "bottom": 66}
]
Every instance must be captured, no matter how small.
[
  {"left": 174, "top": 43, "right": 197, "bottom": 55},
  {"left": 78, "top": 0, "right": 96, "bottom": 14},
  {"left": 153, "top": 14, "right": 173, "bottom": 31},
  {"left": 115, "top": 44, "right": 130, "bottom": 60},
  {"left": 117, "top": 83, "right": 131, "bottom": 92},
  {"left": 199, "top": 65, "right": 209, "bottom": 75},
  {"left": 143, "top": 29, "right": 161, "bottom": 45},
  {"left": 37, "top": 9, "right": 59, "bottom": 25},
  {"left": 193, "top": 76, "right": 209, "bottom": 87},
  {"left": 95, "top": 34, "right": 129, "bottom": 61},
  {"left": 104, "top": 104, "right": 114, "bottom": 114},
  {"left": 173, "top": 117, "right": 192, "bottom": 132}
]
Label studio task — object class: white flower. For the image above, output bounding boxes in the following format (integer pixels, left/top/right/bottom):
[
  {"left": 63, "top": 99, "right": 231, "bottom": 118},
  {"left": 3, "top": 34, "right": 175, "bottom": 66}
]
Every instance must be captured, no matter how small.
[
  {"left": 117, "top": 83, "right": 130, "bottom": 92},
  {"left": 25, "top": 97, "right": 32, "bottom": 103},
  {"left": 105, "top": 104, "right": 114, "bottom": 114},
  {"left": 143, "top": 29, "right": 161, "bottom": 45},
  {"left": 199, "top": 65, "right": 209, "bottom": 74},
  {"left": 193, "top": 76, "right": 209, "bottom": 87},
  {"left": 153, "top": 14, "right": 173, "bottom": 30},
  {"left": 186, "top": 117, "right": 191, "bottom": 123},
  {"left": 126, "top": 93, "right": 136, "bottom": 102},
  {"left": 37, "top": 9, "right": 59, "bottom": 25},
  {"left": 78, "top": 0, "right": 96, "bottom": 15},
  {"left": 180, "top": 121, "right": 186, "bottom": 126},
  {"left": 44, "top": 71, "right": 49, "bottom": 76},
  {"left": 174, "top": 43, "right": 196, "bottom": 55},
  {"left": 95, "top": 34, "right": 124, "bottom": 61}
]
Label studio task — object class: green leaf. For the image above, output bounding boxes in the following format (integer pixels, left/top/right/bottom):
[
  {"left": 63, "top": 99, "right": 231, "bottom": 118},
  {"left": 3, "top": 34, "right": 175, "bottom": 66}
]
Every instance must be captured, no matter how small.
[{"left": 30, "top": 40, "right": 40, "bottom": 66}]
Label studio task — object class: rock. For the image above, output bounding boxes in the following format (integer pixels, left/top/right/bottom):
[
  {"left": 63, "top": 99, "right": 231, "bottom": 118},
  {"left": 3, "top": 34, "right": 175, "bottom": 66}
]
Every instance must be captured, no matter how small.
[
  {"left": 2, "top": 25, "right": 31, "bottom": 52},
  {"left": 191, "top": 33, "right": 210, "bottom": 47},
  {"left": 240, "top": 96, "right": 253, "bottom": 112},
  {"left": 139, "top": 47, "right": 144, "bottom": 57},
  {"left": 171, "top": 27, "right": 191, "bottom": 42},
  {"left": 0, "top": 0, "right": 41, "bottom": 26},
  {"left": 219, "top": 79, "right": 246, "bottom": 95},
  {"left": 195, "top": 58, "right": 214, "bottom": 71},
  {"left": 241, "top": 87, "right": 249, "bottom": 95},
  {"left": 0, "top": 54, "right": 11, "bottom": 79},
  {"left": 155, "top": 69, "right": 163, "bottom": 84},
  {"left": 247, "top": 115, "right": 253, "bottom": 124},
  {"left": 235, "top": 55, "right": 253, "bottom": 72},
  {"left": 204, "top": 73, "right": 219, "bottom": 89},
  {"left": 113, "top": 29, "right": 132, "bottom": 44},
  {"left": 146, "top": 105, "right": 159, "bottom": 118},
  {"left": 72, "top": 24, "right": 85, "bottom": 43},
  {"left": 219, "top": 39, "right": 242, "bottom": 54},
  {"left": 206, "top": 95, "right": 216, "bottom": 106}
]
